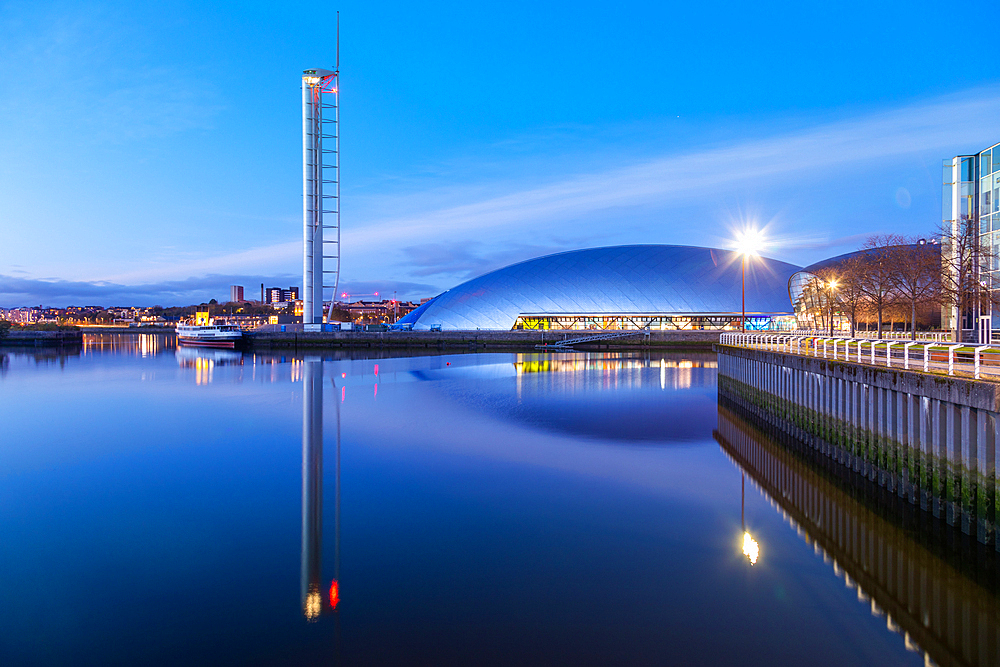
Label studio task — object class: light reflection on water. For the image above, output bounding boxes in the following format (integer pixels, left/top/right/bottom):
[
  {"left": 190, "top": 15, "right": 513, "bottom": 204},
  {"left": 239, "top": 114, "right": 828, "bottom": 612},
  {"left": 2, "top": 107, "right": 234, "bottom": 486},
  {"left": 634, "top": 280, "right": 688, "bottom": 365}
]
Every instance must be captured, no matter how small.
[
  {"left": 0, "top": 337, "right": 992, "bottom": 665},
  {"left": 716, "top": 403, "right": 1000, "bottom": 667}
]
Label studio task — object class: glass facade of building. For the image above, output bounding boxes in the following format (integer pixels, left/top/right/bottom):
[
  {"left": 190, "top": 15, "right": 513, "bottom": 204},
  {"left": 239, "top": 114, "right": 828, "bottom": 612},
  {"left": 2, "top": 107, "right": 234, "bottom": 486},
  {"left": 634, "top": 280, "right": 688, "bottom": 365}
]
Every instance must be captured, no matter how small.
[
  {"left": 943, "top": 142, "right": 1000, "bottom": 339},
  {"left": 788, "top": 270, "right": 847, "bottom": 331},
  {"left": 787, "top": 250, "right": 862, "bottom": 332},
  {"left": 395, "top": 245, "right": 801, "bottom": 331}
]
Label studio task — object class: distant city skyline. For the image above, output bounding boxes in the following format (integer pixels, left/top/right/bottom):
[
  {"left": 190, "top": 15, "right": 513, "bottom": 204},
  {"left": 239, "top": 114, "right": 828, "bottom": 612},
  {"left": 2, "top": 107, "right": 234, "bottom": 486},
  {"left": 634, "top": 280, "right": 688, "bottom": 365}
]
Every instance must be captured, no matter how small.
[{"left": 2, "top": 0, "right": 1000, "bottom": 307}]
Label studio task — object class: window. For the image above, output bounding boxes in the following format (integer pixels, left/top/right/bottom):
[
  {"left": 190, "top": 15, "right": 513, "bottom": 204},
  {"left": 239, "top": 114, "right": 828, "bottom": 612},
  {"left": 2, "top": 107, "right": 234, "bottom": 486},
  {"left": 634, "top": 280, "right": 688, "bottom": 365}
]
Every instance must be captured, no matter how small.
[{"left": 963, "top": 156, "right": 975, "bottom": 182}]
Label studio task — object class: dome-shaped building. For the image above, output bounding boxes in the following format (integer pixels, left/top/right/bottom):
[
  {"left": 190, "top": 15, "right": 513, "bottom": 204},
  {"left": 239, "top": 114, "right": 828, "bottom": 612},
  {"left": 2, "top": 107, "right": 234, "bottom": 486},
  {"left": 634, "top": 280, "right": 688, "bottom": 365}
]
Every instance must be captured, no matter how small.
[
  {"left": 788, "top": 243, "right": 942, "bottom": 331},
  {"left": 396, "top": 245, "right": 800, "bottom": 331}
]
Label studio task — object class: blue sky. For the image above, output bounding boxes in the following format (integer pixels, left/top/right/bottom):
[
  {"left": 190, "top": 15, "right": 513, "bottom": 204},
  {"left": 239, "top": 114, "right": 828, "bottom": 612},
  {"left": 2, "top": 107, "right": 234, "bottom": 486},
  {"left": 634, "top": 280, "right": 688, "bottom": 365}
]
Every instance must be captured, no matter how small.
[{"left": 2, "top": 0, "right": 999, "bottom": 307}]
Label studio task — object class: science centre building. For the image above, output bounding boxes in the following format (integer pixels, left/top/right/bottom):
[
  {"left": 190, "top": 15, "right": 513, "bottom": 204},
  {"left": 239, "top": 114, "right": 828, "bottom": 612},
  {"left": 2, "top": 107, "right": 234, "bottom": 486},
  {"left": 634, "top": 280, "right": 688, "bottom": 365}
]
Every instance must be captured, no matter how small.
[{"left": 395, "top": 244, "right": 801, "bottom": 331}]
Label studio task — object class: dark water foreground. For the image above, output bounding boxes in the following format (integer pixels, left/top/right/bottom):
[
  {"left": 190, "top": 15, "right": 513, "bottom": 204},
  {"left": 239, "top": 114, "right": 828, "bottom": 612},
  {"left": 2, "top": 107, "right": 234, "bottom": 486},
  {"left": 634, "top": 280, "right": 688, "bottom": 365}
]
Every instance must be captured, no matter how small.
[{"left": 0, "top": 334, "right": 995, "bottom": 665}]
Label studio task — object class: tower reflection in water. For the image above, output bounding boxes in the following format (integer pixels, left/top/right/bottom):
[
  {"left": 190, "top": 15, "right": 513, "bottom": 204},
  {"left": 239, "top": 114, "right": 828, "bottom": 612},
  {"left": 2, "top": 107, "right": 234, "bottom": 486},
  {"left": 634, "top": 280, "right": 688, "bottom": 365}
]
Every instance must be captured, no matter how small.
[
  {"left": 301, "top": 357, "right": 339, "bottom": 621},
  {"left": 715, "top": 403, "right": 1000, "bottom": 667}
]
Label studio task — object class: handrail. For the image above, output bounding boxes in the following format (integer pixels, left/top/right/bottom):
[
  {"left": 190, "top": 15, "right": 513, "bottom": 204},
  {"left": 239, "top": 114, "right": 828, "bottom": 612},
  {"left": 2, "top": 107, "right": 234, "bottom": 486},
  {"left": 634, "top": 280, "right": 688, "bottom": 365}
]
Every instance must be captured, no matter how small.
[
  {"left": 537, "top": 329, "right": 648, "bottom": 349},
  {"left": 719, "top": 332, "right": 1000, "bottom": 379},
  {"left": 782, "top": 329, "right": 951, "bottom": 342}
]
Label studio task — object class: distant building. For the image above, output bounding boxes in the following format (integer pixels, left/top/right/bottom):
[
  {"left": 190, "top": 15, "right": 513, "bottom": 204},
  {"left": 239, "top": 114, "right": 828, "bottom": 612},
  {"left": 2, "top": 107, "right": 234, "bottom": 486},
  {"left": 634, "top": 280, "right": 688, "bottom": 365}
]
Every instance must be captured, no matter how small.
[
  {"left": 266, "top": 286, "right": 300, "bottom": 304},
  {"left": 337, "top": 299, "right": 420, "bottom": 324},
  {"left": 2, "top": 307, "right": 41, "bottom": 324},
  {"left": 230, "top": 285, "right": 244, "bottom": 302}
]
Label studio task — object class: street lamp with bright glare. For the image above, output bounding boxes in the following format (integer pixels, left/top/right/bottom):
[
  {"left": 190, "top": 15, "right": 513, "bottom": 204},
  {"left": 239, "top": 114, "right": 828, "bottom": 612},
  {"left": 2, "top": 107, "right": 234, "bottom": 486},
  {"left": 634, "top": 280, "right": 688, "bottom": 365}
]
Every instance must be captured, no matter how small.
[{"left": 735, "top": 228, "right": 765, "bottom": 332}]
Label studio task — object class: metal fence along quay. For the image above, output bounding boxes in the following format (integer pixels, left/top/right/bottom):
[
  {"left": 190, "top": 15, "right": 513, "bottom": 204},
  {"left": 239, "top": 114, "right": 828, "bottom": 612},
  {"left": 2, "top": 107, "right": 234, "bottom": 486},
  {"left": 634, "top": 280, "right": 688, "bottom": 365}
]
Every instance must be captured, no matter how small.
[{"left": 720, "top": 332, "right": 1000, "bottom": 380}]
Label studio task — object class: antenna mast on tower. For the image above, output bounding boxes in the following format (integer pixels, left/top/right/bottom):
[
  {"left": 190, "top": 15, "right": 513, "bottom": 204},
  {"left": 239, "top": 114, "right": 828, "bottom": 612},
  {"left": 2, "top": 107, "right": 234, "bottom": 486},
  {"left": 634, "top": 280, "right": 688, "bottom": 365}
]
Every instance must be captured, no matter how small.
[{"left": 301, "top": 12, "right": 341, "bottom": 324}]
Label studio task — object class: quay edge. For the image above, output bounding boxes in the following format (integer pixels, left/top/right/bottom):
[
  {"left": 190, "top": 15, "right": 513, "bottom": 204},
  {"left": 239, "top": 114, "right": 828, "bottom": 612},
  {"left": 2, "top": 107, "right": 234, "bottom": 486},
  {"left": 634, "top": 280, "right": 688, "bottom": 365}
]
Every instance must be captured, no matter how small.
[
  {"left": 245, "top": 329, "right": 722, "bottom": 351},
  {"left": 715, "top": 343, "right": 1000, "bottom": 549},
  {"left": 0, "top": 330, "right": 84, "bottom": 347}
]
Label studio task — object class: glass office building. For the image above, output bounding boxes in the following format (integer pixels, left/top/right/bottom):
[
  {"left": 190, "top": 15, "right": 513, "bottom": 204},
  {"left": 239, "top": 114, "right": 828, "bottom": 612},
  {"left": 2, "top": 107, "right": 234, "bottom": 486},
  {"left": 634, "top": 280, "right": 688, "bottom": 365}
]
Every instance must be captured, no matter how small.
[
  {"left": 395, "top": 245, "right": 800, "bottom": 331},
  {"left": 943, "top": 142, "right": 1000, "bottom": 341}
]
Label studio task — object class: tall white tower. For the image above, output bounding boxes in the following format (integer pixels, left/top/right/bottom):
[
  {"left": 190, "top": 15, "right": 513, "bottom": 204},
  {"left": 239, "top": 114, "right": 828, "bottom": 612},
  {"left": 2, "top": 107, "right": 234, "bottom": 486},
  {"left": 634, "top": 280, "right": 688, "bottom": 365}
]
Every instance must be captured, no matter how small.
[{"left": 301, "top": 58, "right": 340, "bottom": 324}]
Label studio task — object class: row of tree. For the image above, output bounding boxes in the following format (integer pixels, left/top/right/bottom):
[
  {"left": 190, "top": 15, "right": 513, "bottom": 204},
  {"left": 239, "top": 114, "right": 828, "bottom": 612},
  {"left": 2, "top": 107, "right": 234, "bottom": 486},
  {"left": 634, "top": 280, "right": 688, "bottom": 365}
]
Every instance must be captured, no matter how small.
[{"left": 801, "top": 221, "right": 998, "bottom": 340}]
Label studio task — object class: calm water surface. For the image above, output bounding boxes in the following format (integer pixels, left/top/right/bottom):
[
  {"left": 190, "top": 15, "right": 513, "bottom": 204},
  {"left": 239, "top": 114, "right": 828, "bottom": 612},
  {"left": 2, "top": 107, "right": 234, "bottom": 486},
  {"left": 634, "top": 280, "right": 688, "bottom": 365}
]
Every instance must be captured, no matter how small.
[{"left": 0, "top": 334, "right": 984, "bottom": 665}]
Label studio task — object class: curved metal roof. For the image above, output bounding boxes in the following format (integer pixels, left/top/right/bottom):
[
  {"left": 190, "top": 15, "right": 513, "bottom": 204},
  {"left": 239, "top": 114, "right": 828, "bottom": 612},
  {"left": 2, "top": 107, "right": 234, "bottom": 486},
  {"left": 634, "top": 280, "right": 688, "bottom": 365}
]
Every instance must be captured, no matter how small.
[
  {"left": 790, "top": 243, "right": 942, "bottom": 305},
  {"left": 398, "top": 244, "right": 801, "bottom": 330},
  {"left": 799, "top": 242, "right": 941, "bottom": 275}
]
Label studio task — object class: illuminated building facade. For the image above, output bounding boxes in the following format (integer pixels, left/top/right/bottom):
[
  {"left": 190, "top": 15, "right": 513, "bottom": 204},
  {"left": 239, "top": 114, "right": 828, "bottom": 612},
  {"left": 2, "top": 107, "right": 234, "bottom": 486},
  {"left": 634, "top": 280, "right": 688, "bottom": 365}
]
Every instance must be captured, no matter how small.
[
  {"left": 788, "top": 249, "right": 870, "bottom": 331},
  {"left": 943, "top": 143, "right": 1000, "bottom": 341},
  {"left": 395, "top": 245, "right": 800, "bottom": 331},
  {"left": 266, "top": 287, "right": 300, "bottom": 304},
  {"left": 788, "top": 244, "right": 942, "bottom": 332}
]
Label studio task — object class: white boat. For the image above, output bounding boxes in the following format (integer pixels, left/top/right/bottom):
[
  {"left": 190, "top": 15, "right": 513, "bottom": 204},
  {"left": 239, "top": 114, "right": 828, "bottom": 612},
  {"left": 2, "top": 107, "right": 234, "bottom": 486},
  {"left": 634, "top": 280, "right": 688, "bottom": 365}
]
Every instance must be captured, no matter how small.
[{"left": 176, "top": 323, "right": 243, "bottom": 348}]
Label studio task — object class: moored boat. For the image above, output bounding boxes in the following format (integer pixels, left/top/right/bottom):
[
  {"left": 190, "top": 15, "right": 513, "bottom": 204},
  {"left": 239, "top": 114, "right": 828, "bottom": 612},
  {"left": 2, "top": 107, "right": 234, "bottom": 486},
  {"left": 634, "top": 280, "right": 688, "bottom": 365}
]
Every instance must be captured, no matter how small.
[{"left": 176, "top": 323, "right": 243, "bottom": 348}]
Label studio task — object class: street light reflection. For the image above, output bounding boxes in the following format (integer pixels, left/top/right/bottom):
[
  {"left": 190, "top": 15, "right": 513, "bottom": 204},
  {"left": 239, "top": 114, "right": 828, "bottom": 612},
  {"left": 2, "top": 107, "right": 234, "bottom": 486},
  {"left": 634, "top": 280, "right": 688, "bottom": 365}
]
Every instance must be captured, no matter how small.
[
  {"left": 329, "top": 579, "right": 340, "bottom": 609},
  {"left": 743, "top": 531, "right": 759, "bottom": 565},
  {"left": 304, "top": 587, "right": 322, "bottom": 620}
]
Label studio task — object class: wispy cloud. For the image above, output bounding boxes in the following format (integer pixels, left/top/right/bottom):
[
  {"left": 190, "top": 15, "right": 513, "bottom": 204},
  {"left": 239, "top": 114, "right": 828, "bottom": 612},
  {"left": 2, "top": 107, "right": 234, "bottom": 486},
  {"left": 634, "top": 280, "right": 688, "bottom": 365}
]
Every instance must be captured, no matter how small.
[
  {"left": 400, "top": 241, "right": 583, "bottom": 280},
  {"left": 97, "top": 242, "right": 302, "bottom": 283},
  {"left": 342, "top": 88, "right": 1000, "bottom": 249},
  {"left": 10, "top": 86, "right": 999, "bottom": 302}
]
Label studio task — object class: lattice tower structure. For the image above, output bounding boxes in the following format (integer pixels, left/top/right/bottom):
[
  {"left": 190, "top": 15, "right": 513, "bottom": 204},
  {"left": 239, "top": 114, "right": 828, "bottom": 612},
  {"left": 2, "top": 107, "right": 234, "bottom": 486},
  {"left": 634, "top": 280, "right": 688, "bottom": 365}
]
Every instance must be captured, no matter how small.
[{"left": 302, "top": 66, "right": 340, "bottom": 324}]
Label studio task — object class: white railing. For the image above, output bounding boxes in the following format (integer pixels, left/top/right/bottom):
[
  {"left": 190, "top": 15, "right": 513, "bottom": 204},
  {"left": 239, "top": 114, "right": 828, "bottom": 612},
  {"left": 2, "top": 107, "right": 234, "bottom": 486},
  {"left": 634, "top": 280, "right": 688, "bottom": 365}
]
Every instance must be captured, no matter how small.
[
  {"left": 786, "top": 329, "right": 950, "bottom": 342},
  {"left": 719, "top": 332, "right": 998, "bottom": 380}
]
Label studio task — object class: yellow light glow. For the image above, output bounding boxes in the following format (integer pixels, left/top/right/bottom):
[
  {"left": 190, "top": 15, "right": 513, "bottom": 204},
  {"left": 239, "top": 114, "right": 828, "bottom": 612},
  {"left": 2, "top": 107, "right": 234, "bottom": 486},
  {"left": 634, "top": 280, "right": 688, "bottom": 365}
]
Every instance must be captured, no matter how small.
[
  {"left": 828, "top": 279, "right": 839, "bottom": 289},
  {"left": 304, "top": 76, "right": 321, "bottom": 85},
  {"left": 743, "top": 531, "right": 759, "bottom": 565},
  {"left": 735, "top": 228, "right": 765, "bottom": 258},
  {"left": 304, "top": 589, "right": 321, "bottom": 620}
]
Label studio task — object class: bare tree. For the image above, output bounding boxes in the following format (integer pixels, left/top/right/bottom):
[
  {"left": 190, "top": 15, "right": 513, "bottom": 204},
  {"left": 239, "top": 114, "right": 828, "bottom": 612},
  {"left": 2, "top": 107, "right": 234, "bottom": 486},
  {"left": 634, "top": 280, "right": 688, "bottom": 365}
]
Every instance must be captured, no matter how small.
[
  {"left": 857, "top": 234, "right": 905, "bottom": 338},
  {"left": 821, "top": 255, "right": 867, "bottom": 337},
  {"left": 939, "top": 220, "right": 999, "bottom": 342},
  {"left": 891, "top": 239, "right": 940, "bottom": 340}
]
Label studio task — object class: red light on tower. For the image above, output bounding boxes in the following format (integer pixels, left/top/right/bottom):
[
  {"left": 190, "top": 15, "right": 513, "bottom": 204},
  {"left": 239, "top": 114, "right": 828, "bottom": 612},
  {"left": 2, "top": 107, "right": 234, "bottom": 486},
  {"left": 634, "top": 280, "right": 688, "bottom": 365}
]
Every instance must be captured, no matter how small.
[{"left": 329, "top": 580, "right": 340, "bottom": 609}]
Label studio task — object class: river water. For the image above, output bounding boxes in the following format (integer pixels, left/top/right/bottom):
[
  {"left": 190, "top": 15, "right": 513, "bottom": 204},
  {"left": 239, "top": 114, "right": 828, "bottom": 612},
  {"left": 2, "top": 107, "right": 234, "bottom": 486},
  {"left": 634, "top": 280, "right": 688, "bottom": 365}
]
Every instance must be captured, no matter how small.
[{"left": 1, "top": 334, "right": 993, "bottom": 665}]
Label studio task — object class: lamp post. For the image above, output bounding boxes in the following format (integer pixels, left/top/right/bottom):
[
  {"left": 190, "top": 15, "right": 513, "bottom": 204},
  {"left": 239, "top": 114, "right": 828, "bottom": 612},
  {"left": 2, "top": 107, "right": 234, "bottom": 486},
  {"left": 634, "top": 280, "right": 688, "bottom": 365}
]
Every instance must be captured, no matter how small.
[
  {"left": 735, "top": 229, "right": 764, "bottom": 333},
  {"left": 827, "top": 279, "right": 838, "bottom": 337}
]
